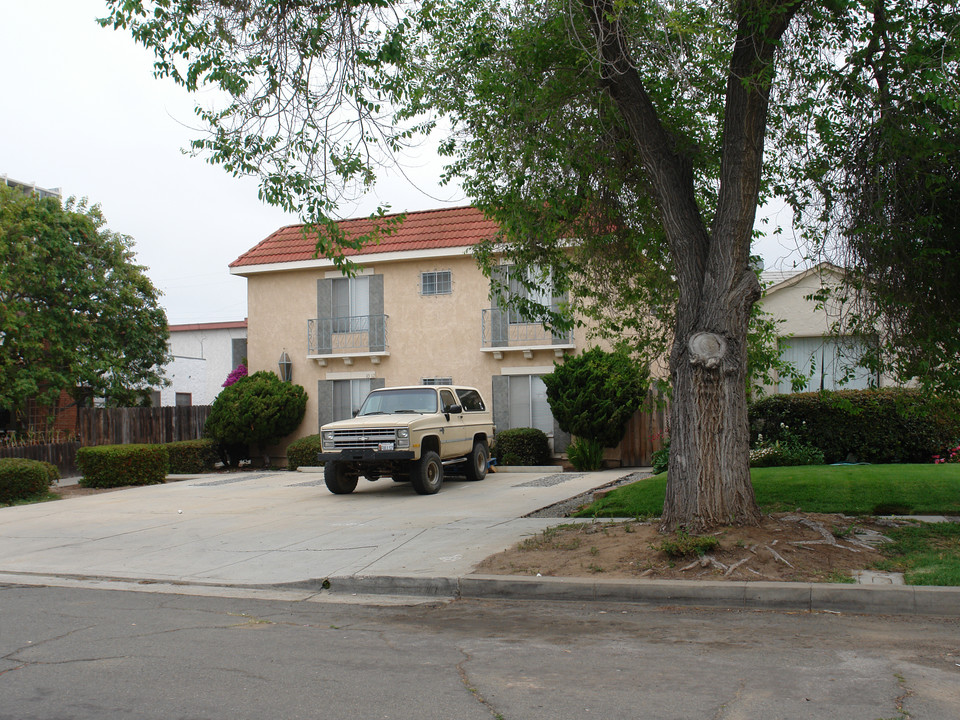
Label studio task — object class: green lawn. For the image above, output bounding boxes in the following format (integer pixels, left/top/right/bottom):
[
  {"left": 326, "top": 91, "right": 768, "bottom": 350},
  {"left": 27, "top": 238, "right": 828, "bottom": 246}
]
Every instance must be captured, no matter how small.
[{"left": 579, "top": 464, "right": 960, "bottom": 518}]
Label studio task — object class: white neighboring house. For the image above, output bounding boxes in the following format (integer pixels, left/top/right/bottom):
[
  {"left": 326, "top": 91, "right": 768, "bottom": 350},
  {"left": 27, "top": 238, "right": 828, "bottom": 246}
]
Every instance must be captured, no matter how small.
[
  {"left": 759, "top": 263, "right": 886, "bottom": 394},
  {"left": 153, "top": 321, "right": 248, "bottom": 407}
]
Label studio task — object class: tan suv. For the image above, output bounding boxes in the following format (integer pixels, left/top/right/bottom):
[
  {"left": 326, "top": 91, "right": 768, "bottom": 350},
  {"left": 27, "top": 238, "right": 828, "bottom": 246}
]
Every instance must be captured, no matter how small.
[{"left": 318, "top": 385, "right": 494, "bottom": 495}]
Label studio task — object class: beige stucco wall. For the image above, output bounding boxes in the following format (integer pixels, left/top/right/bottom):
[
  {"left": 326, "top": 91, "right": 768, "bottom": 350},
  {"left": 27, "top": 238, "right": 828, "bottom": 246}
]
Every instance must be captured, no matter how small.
[
  {"left": 239, "top": 250, "right": 593, "bottom": 461},
  {"left": 760, "top": 267, "right": 846, "bottom": 338}
]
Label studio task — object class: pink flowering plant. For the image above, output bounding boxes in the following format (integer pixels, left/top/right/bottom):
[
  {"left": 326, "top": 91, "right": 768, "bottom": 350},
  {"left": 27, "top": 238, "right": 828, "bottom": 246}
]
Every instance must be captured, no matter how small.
[
  {"left": 933, "top": 443, "right": 960, "bottom": 464},
  {"left": 222, "top": 364, "right": 248, "bottom": 388}
]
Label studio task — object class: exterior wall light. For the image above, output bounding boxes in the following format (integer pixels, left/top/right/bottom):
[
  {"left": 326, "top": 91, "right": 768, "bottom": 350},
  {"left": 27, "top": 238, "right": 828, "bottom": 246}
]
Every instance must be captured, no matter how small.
[{"left": 278, "top": 351, "right": 293, "bottom": 382}]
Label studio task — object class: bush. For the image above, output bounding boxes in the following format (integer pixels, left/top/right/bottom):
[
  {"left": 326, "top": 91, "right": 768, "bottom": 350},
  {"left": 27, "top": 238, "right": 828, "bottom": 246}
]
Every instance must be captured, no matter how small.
[
  {"left": 77, "top": 444, "right": 168, "bottom": 488},
  {"left": 750, "top": 389, "right": 960, "bottom": 464},
  {"left": 0, "top": 458, "right": 52, "bottom": 504},
  {"left": 543, "top": 346, "right": 649, "bottom": 448},
  {"left": 566, "top": 437, "right": 605, "bottom": 471},
  {"left": 493, "top": 428, "right": 551, "bottom": 466},
  {"left": 651, "top": 437, "right": 670, "bottom": 475},
  {"left": 166, "top": 439, "right": 219, "bottom": 474},
  {"left": 40, "top": 461, "right": 61, "bottom": 484},
  {"left": 205, "top": 371, "right": 308, "bottom": 464},
  {"left": 286, "top": 434, "right": 323, "bottom": 470},
  {"left": 750, "top": 433, "right": 825, "bottom": 468}
]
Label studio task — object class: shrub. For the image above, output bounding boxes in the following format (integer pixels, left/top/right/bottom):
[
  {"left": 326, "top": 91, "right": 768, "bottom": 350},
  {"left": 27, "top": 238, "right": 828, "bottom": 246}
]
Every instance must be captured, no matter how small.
[
  {"left": 77, "top": 444, "right": 169, "bottom": 488},
  {"left": 166, "top": 439, "right": 219, "bottom": 474},
  {"left": 0, "top": 458, "right": 52, "bottom": 504},
  {"left": 651, "top": 436, "right": 670, "bottom": 475},
  {"left": 493, "top": 428, "right": 551, "bottom": 466},
  {"left": 566, "top": 437, "right": 605, "bottom": 471},
  {"left": 40, "top": 461, "right": 61, "bottom": 484},
  {"left": 750, "top": 389, "right": 960, "bottom": 464},
  {"left": 205, "top": 371, "right": 308, "bottom": 465},
  {"left": 286, "top": 434, "right": 323, "bottom": 470},
  {"left": 543, "top": 346, "right": 649, "bottom": 448},
  {"left": 750, "top": 433, "right": 825, "bottom": 468}
]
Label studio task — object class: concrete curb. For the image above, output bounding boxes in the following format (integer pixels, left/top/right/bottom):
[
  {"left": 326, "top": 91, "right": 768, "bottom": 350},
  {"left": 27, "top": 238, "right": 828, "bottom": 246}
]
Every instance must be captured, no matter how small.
[{"left": 279, "top": 573, "right": 960, "bottom": 617}]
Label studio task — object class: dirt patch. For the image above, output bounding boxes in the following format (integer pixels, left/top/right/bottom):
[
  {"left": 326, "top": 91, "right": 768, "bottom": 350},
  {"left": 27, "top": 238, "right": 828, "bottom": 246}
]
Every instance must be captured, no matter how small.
[
  {"left": 474, "top": 513, "right": 901, "bottom": 583},
  {"left": 52, "top": 484, "right": 139, "bottom": 499}
]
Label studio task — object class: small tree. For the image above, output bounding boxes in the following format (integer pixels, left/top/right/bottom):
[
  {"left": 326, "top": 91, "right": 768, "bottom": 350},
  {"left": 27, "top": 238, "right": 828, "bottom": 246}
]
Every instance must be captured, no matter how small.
[
  {"left": 543, "top": 347, "right": 648, "bottom": 469},
  {"left": 204, "top": 371, "right": 307, "bottom": 467}
]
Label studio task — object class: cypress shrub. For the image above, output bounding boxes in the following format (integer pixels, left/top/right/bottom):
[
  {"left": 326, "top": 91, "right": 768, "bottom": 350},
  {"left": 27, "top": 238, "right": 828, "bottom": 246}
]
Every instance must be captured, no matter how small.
[{"left": 78, "top": 444, "right": 169, "bottom": 488}]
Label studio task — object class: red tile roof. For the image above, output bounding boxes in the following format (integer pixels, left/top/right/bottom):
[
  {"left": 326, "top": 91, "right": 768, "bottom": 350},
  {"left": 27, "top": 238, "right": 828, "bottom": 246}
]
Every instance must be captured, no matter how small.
[{"left": 230, "top": 206, "right": 498, "bottom": 269}]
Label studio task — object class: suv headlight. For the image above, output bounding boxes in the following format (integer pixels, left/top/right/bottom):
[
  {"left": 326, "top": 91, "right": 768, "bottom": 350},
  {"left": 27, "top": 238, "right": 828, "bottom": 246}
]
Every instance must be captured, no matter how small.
[
  {"left": 322, "top": 430, "right": 335, "bottom": 449},
  {"left": 396, "top": 428, "right": 410, "bottom": 449}
]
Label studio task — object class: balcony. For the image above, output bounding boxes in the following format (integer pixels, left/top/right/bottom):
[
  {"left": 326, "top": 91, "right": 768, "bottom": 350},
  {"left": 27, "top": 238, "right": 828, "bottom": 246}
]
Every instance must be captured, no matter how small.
[
  {"left": 307, "top": 315, "right": 389, "bottom": 366},
  {"left": 480, "top": 308, "right": 574, "bottom": 360}
]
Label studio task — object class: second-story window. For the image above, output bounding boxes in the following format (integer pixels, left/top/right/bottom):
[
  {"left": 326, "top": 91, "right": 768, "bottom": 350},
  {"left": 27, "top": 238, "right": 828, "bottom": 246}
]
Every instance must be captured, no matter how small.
[
  {"left": 333, "top": 276, "right": 370, "bottom": 332},
  {"left": 420, "top": 270, "right": 452, "bottom": 296}
]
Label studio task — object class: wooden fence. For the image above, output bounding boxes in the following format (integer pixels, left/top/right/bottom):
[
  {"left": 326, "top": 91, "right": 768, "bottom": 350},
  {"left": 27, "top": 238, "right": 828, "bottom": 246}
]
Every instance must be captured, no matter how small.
[
  {"left": 612, "top": 392, "right": 669, "bottom": 467},
  {"left": 0, "top": 442, "right": 81, "bottom": 475},
  {"left": 78, "top": 406, "right": 212, "bottom": 447},
  {"left": 0, "top": 407, "right": 213, "bottom": 476}
]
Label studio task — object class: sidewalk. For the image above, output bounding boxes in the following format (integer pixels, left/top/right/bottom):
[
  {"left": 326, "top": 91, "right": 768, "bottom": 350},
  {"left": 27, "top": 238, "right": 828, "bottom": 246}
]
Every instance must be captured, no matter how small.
[{"left": 2, "top": 468, "right": 958, "bottom": 615}]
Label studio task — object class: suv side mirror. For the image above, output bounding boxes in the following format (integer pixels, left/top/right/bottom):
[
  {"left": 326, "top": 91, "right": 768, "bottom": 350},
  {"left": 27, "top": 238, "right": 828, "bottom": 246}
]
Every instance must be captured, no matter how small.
[{"left": 443, "top": 403, "right": 462, "bottom": 419}]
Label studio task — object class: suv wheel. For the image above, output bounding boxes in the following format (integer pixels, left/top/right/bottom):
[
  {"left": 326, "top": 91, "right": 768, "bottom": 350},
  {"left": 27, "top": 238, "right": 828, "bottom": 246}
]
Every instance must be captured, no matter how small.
[
  {"left": 464, "top": 440, "right": 489, "bottom": 481},
  {"left": 411, "top": 451, "right": 443, "bottom": 495},
  {"left": 324, "top": 462, "right": 358, "bottom": 494}
]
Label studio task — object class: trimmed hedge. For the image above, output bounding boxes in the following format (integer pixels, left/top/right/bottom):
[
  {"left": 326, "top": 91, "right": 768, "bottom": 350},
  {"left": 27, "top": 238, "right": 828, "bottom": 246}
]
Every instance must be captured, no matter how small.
[
  {"left": 166, "top": 439, "right": 219, "bottom": 474},
  {"left": 493, "top": 428, "right": 551, "bottom": 466},
  {"left": 77, "top": 444, "right": 169, "bottom": 488},
  {"left": 286, "top": 434, "right": 323, "bottom": 471},
  {"left": 750, "top": 389, "right": 960, "bottom": 464},
  {"left": 0, "top": 458, "right": 52, "bottom": 504}
]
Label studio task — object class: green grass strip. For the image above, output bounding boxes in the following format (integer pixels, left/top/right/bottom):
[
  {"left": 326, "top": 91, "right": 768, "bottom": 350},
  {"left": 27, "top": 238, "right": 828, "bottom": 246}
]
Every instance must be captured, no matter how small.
[
  {"left": 577, "top": 464, "right": 960, "bottom": 518},
  {"left": 873, "top": 523, "right": 960, "bottom": 586}
]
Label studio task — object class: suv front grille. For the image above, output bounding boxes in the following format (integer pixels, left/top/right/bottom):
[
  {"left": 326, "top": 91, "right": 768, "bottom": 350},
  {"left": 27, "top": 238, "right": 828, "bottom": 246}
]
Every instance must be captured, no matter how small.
[{"left": 327, "top": 428, "right": 397, "bottom": 450}]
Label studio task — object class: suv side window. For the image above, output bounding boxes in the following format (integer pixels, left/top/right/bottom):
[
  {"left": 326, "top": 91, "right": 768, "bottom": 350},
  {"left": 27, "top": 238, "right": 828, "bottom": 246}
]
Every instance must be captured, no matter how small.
[
  {"left": 456, "top": 388, "right": 486, "bottom": 412},
  {"left": 440, "top": 389, "right": 458, "bottom": 411}
]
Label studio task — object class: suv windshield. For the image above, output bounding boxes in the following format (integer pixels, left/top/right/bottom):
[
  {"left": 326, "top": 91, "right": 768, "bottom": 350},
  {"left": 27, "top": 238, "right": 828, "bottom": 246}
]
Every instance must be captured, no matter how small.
[{"left": 358, "top": 388, "right": 438, "bottom": 415}]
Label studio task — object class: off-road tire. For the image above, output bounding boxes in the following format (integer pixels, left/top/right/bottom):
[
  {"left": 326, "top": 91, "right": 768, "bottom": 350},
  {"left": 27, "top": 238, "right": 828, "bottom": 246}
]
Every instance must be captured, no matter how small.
[
  {"left": 464, "top": 440, "right": 489, "bottom": 481},
  {"left": 324, "top": 462, "right": 358, "bottom": 494},
  {"left": 411, "top": 451, "right": 443, "bottom": 495}
]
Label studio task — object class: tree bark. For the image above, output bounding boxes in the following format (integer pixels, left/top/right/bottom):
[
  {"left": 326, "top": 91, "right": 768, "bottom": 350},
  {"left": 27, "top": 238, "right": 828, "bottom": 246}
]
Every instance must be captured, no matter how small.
[{"left": 583, "top": 0, "right": 803, "bottom": 532}]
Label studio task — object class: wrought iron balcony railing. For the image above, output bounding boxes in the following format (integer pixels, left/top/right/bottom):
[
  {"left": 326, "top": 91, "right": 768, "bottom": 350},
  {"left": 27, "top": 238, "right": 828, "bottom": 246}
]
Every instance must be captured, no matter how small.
[
  {"left": 480, "top": 308, "right": 572, "bottom": 350},
  {"left": 308, "top": 315, "right": 388, "bottom": 356}
]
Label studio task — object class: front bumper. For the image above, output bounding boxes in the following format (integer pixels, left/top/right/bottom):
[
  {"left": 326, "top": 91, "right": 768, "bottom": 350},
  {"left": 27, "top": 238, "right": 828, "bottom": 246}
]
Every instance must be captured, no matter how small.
[{"left": 317, "top": 449, "right": 416, "bottom": 464}]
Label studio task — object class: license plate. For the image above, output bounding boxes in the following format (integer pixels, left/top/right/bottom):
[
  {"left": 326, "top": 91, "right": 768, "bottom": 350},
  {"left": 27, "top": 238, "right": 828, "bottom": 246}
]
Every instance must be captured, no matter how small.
[{"left": 378, "top": 442, "right": 394, "bottom": 451}]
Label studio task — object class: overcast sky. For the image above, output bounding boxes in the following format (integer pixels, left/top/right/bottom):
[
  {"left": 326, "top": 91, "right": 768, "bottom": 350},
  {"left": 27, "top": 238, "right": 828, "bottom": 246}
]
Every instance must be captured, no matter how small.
[{"left": 2, "top": 1, "right": 803, "bottom": 326}]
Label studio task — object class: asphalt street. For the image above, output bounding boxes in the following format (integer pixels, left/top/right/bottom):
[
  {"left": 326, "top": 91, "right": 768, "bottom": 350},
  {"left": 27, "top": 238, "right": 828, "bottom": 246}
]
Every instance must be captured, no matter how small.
[{"left": 1, "top": 584, "right": 958, "bottom": 720}]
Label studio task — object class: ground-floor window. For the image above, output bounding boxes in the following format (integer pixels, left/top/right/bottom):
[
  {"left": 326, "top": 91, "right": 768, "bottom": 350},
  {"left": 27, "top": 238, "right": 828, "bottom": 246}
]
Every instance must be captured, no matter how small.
[
  {"left": 508, "top": 374, "right": 553, "bottom": 436},
  {"left": 777, "top": 336, "right": 877, "bottom": 393},
  {"left": 332, "top": 378, "right": 372, "bottom": 421}
]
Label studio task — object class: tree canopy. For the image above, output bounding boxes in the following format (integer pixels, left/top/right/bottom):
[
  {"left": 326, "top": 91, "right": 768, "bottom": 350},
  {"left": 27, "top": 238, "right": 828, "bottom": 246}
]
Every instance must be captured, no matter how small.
[
  {"left": 0, "top": 186, "right": 169, "bottom": 422},
  {"left": 101, "top": 0, "right": 960, "bottom": 530}
]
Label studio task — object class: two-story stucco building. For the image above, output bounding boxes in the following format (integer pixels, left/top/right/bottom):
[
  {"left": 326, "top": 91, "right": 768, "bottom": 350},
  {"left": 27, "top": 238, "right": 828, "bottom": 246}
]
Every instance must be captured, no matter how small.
[
  {"left": 231, "top": 207, "right": 886, "bottom": 464},
  {"left": 230, "top": 206, "right": 583, "bottom": 462}
]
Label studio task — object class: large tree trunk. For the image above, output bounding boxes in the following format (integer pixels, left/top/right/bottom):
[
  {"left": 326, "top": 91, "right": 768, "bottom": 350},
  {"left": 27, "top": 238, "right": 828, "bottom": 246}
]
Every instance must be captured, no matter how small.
[{"left": 584, "top": 0, "right": 802, "bottom": 532}]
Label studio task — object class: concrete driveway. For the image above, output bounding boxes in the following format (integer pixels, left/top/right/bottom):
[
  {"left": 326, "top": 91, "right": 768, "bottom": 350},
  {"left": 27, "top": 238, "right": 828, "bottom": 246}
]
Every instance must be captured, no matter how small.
[{"left": 0, "top": 468, "right": 628, "bottom": 589}]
